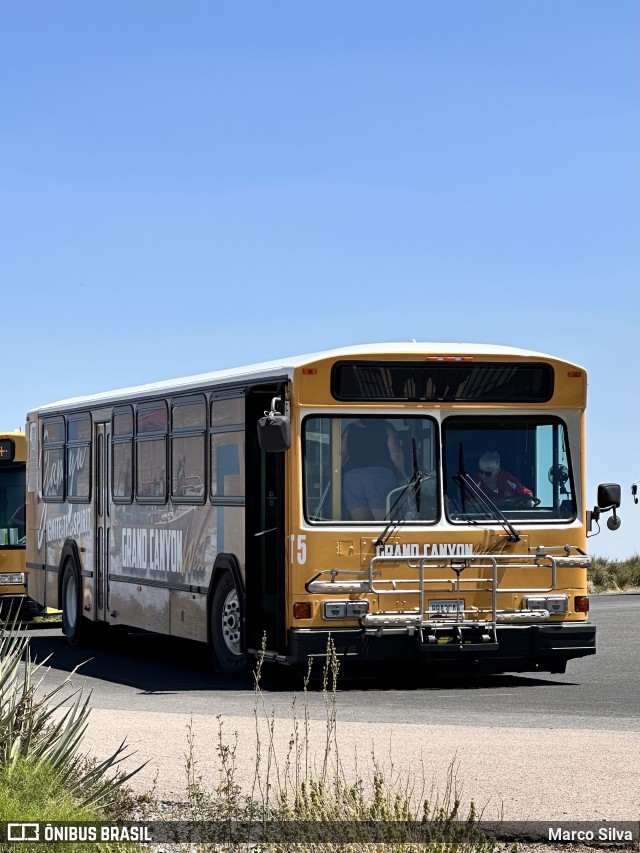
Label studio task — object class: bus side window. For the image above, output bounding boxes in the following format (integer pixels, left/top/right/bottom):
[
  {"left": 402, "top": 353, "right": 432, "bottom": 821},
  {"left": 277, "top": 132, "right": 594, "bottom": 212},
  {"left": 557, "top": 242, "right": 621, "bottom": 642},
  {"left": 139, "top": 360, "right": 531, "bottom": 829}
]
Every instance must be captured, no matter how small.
[
  {"left": 171, "top": 396, "right": 206, "bottom": 503},
  {"left": 210, "top": 395, "right": 245, "bottom": 500},
  {"left": 136, "top": 402, "right": 168, "bottom": 503},
  {"left": 42, "top": 417, "right": 65, "bottom": 502},
  {"left": 67, "top": 413, "right": 91, "bottom": 502},
  {"left": 112, "top": 406, "right": 133, "bottom": 502}
]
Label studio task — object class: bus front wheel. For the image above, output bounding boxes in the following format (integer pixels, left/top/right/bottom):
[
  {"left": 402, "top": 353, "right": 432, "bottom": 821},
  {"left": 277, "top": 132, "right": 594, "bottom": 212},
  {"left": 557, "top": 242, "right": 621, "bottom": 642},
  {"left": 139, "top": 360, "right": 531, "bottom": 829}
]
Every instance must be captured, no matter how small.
[
  {"left": 210, "top": 571, "right": 247, "bottom": 674},
  {"left": 61, "top": 558, "right": 85, "bottom": 646}
]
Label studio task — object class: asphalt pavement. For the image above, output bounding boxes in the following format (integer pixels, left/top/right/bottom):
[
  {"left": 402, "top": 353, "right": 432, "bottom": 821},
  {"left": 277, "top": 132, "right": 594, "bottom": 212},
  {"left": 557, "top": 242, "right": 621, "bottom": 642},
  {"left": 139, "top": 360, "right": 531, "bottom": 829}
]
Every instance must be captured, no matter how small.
[{"left": 27, "top": 594, "right": 640, "bottom": 822}]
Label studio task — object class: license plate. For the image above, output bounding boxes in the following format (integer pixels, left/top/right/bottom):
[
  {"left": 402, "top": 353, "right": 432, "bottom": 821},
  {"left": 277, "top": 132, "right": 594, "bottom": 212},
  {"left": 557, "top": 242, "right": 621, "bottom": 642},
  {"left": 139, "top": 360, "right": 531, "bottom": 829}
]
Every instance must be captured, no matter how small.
[{"left": 428, "top": 599, "right": 464, "bottom": 615}]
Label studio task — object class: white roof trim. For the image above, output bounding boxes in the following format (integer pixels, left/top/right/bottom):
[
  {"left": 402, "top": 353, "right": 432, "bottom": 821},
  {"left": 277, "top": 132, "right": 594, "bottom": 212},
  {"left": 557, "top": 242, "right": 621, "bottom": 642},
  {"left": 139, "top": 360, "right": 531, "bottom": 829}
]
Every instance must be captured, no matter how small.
[{"left": 30, "top": 341, "right": 570, "bottom": 415}]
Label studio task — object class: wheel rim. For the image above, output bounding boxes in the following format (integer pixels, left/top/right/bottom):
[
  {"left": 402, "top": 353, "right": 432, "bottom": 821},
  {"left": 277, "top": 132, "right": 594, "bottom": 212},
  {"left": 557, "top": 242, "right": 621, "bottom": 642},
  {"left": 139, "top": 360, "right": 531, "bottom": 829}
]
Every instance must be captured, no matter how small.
[
  {"left": 65, "top": 573, "right": 78, "bottom": 629},
  {"left": 220, "top": 587, "right": 242, "bottom": 656}
]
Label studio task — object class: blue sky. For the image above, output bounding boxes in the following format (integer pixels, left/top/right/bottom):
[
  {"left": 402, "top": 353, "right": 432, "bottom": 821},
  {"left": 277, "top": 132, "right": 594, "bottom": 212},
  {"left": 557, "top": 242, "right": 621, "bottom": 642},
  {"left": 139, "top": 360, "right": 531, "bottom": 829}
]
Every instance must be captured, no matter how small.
[{"left": 2, "top": 1, "right": 638, "bottom": 558}]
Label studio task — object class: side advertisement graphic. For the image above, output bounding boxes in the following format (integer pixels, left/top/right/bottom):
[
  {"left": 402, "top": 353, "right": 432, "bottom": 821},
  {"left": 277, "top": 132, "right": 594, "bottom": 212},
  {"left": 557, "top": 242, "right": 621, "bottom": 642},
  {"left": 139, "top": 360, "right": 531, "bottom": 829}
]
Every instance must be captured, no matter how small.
[
  {"left": 121, "top": 527, "right": 183, "bottom": 573},
  {"left": 37, "top": 504, "right": 93, "bottom": 551}
]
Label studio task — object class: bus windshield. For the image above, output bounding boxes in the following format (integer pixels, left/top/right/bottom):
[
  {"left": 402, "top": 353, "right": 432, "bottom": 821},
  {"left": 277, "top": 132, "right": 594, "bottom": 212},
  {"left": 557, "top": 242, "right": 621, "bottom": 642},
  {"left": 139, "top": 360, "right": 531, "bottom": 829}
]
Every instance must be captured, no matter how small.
[
  {"left": 443, "top": 416, "right": 576, "bottom": 522},
  {"left": 0, "top": 463, "right": 26, "bottom": 547},
  {"left": 303, "top": 415, "right": 438, "bottom": 523}
]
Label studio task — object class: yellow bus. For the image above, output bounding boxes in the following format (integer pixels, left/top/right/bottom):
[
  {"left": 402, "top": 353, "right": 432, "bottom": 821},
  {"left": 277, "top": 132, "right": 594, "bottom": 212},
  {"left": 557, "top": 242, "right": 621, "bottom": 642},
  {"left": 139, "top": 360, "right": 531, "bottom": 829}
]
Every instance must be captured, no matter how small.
[
  {"left": 0, "top": 430, "right": 29, "bottom": 617},
  {"left": 25, "top": 343, "right": 621, "bottom": 675}
]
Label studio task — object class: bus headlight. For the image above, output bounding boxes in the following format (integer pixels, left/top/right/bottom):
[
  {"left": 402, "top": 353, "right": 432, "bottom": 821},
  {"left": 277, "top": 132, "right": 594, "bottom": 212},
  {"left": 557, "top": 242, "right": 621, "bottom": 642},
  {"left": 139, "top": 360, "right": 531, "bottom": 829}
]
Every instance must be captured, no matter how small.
[
  {"left": 323, "top": 600, "right": 369, "bottom": 620},
  {"left": 524, "top": 595, "right": 568, "bottom": 614},
  {"left": 0, "top": 573, "right": 25, "bottom": 585}
]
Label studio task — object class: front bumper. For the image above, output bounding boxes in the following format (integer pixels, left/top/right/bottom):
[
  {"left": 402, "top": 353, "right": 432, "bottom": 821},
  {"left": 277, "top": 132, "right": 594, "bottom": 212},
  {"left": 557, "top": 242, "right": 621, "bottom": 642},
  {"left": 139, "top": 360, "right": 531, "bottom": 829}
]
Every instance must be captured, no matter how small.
[{"left": 286, "top": 622, "right": 596, "bottom": 674}]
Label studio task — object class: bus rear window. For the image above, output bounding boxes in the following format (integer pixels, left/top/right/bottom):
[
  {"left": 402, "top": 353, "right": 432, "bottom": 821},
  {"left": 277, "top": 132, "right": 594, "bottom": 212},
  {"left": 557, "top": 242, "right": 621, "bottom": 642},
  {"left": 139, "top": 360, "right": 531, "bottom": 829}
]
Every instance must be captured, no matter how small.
[{"left": 332, "top": 361, "right": 553, "bottom": 402}]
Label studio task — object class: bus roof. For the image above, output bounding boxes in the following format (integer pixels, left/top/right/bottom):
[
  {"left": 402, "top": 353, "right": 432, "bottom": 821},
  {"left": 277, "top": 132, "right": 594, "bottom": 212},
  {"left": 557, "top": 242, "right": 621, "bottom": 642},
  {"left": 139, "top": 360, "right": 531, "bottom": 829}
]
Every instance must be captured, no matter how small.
[{"left": 29, "top": 342, "right": 579, "bottom": 415}]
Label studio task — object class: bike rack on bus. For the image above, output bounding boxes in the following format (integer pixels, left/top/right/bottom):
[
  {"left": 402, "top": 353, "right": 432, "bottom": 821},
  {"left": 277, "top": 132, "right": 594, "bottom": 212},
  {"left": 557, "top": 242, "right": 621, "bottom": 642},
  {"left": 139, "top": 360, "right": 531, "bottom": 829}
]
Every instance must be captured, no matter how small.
[{"left": 306, "top": 548, "right": 591, "bottom": 649}]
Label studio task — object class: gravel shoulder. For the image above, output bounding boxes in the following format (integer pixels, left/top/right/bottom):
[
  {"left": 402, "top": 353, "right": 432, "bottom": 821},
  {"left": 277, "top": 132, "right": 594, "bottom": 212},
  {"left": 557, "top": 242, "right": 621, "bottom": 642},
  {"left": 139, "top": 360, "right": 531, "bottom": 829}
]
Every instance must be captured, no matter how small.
[{"left": 79, "top": 707, "right": 640, "bottom": 823}]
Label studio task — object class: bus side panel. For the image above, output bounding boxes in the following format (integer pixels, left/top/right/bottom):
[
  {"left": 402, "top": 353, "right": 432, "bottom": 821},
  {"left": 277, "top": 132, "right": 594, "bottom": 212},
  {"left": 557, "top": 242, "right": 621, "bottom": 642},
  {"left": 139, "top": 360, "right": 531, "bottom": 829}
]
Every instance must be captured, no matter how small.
[
  {"left": 170, "top": 589, "right": 206, "bottom": 641},
  {"left": 45, "top": 506, "right": 95, "bottom": 612},
  {"left": 45, "top": 567, "right": 59, "bottom": 610},
  {"left": 27, "top": 568, "right": 43, "bottom": 607},
  {"left": 108, "top": 580, "right": 170, "bottom": 634},
  {"left": 107, "top": 503, "right": 245, "bottom": 640}
]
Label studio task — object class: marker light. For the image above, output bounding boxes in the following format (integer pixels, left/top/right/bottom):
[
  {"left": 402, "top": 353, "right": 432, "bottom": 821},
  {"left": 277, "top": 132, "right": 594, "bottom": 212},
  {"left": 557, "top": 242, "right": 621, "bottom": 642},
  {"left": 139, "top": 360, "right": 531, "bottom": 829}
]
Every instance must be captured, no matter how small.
[
  {"left": 0, "top": 439, "right": 15, "bottom": 462},
  {"left": 424, "top": 356, "right": 473, "bottom": 362}
]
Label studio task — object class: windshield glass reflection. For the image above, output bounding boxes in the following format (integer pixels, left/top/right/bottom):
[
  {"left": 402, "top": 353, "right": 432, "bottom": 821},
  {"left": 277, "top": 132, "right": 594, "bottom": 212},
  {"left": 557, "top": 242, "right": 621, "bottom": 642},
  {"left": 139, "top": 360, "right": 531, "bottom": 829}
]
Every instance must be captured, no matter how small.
[
  {"left": 443, "top": 417, "right": 576, "bottom": 522},
  {"left": 303, "top": 416, "right": 438, "bottom": 523}
]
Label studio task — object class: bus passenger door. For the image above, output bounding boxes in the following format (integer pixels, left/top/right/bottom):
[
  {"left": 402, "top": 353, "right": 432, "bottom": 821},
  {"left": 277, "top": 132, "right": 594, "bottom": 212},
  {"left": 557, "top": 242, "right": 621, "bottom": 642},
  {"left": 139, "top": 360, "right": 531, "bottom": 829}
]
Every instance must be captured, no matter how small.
[
  {"left": 245, "top": 384, "right": 287, "bottom": 658},
  {"left": 94, "top": 422, "right": 111, "bottom": 623}
]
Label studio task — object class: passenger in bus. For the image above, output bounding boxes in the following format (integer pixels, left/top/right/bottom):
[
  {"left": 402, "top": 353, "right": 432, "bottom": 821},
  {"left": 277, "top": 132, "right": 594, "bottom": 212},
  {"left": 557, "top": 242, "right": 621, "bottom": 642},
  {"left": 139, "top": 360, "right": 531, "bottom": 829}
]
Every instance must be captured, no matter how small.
[
  {"left": 473, "top": 450, "right": 534, "bottom": 505},
  {"left": 342, "top": 420, "right": 406, "bottom": 520}
]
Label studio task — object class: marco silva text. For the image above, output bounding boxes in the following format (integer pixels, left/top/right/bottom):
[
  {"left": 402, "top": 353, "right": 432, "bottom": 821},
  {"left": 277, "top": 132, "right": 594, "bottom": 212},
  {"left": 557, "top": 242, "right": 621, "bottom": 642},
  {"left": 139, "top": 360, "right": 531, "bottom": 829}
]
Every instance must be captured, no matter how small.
[{"left": 548, "top": 825, "right": 636, "bottom": 843}]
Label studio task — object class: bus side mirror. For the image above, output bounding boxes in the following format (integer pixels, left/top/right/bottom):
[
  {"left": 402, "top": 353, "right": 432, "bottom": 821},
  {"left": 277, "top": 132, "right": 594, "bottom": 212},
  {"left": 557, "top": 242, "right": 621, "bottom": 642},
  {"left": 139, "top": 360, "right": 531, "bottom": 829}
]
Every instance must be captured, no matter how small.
[
  {"left": 257, "top": 398, "right": 291, "bottom": 453},
  {"left": 590, "top": 483, "right": 622, "bottom": 532},
  {"left": 597, "top": 483, "right": 621, "bottom": 509}
]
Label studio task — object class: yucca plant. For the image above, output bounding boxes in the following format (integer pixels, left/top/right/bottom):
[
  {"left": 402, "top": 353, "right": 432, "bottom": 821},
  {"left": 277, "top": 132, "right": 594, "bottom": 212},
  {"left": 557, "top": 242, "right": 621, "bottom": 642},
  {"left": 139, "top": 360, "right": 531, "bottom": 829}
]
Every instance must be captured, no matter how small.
[{"left": 0, "top": 618, "right": 143, "bottom": 810}]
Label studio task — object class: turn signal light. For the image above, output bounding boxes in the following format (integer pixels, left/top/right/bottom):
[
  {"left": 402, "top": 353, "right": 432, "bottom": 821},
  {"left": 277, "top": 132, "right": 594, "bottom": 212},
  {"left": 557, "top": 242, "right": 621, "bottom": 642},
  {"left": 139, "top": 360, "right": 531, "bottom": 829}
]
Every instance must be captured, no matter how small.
[
  {"left": 574, "top": 596, "right": 590, "bottom": 613},
  {"left": 293, "top": 602, "right": 312, "bottom": 619}
]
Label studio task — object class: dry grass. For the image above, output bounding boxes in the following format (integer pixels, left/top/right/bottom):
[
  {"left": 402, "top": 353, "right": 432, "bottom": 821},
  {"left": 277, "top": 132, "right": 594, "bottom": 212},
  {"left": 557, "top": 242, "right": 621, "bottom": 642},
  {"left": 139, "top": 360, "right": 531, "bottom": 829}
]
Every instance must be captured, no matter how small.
[
  {"left": 589, "top": 555, "right": 640, "bottom": 592},
  {"left": 172, "top": 638, "right": 509, "bottom": 852}
]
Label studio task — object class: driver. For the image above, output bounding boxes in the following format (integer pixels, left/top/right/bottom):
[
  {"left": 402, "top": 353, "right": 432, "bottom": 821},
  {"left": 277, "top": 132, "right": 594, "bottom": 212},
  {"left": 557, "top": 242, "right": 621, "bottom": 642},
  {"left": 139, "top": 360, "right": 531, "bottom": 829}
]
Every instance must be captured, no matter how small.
[
  {"left": 473, "top": 451, "right": 535, "bottom": 504},
  {"left": 342, "top": 420, "right": 404, "bottom": 520}
]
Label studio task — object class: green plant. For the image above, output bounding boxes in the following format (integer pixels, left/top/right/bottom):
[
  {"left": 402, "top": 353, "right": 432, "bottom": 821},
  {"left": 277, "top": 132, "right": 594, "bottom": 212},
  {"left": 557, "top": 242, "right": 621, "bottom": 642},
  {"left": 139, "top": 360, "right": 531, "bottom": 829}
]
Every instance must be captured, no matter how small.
[
  {"left": 0, "top": 621, "right": 143, "bottom": 811},
  {"left": 0, "top": 758, "right": 140, "bottom": 853}
]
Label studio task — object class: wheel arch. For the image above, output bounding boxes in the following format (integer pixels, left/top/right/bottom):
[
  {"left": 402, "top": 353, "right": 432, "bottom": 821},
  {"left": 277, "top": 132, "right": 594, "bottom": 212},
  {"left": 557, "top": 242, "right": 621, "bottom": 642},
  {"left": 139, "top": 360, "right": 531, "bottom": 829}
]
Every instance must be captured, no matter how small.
[
  {"left": 57, "top": 539, "right": 84, "bottom": 608},
  {"left": 206, "top": 552, "right": 245, "bottom": 647}
]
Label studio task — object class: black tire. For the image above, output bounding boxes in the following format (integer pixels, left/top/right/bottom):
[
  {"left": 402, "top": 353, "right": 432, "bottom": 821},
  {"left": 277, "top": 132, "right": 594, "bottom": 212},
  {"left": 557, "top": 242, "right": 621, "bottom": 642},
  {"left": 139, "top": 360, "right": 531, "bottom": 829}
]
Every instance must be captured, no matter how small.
[
  {"left": 210, "top": 571, "right": 247, "bottom": 674},
  {"left": 17, "top": 598, "right": 37, "bottom": 622},
  {"left": 61, "top": 558, "right": 86, "bottom": 646}
]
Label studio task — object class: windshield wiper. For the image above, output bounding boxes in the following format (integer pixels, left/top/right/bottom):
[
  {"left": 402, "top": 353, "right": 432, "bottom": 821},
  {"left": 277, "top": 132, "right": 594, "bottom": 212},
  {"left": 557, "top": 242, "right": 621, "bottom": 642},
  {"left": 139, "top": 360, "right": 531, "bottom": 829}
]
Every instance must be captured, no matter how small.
[
  {"left": 373, "top": 476, "right": 429, "bottom": 548},
  {"left": 458, "top": 442, "right": 468, "bottom": 514},
  {"left": 412, "top": 439, "right": 422, "bottom": 515},
  {"left": 453, "top": 472, "right": 521, "bottom": 543},
  {"left": 374, "top": 439, "right": 432, "bottom": 548}
]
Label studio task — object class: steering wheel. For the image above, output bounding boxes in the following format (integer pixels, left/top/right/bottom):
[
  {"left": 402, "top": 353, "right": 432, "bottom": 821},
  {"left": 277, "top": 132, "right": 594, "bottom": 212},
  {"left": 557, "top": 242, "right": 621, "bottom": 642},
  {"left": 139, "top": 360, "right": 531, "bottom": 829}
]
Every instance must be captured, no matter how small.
[{"left": 500, "top": 496, "right": 541, "bottom": 509}]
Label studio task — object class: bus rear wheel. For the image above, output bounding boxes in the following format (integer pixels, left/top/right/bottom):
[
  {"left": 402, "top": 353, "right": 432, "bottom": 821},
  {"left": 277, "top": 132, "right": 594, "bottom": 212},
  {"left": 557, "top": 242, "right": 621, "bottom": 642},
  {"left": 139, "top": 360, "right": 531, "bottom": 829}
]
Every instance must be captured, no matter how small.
[
  {"left": 210, "top": 571, "right": 247, "bottom": 674},
  {"left": 61, "top": 558, "right": 86, "bottom": 646}
]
